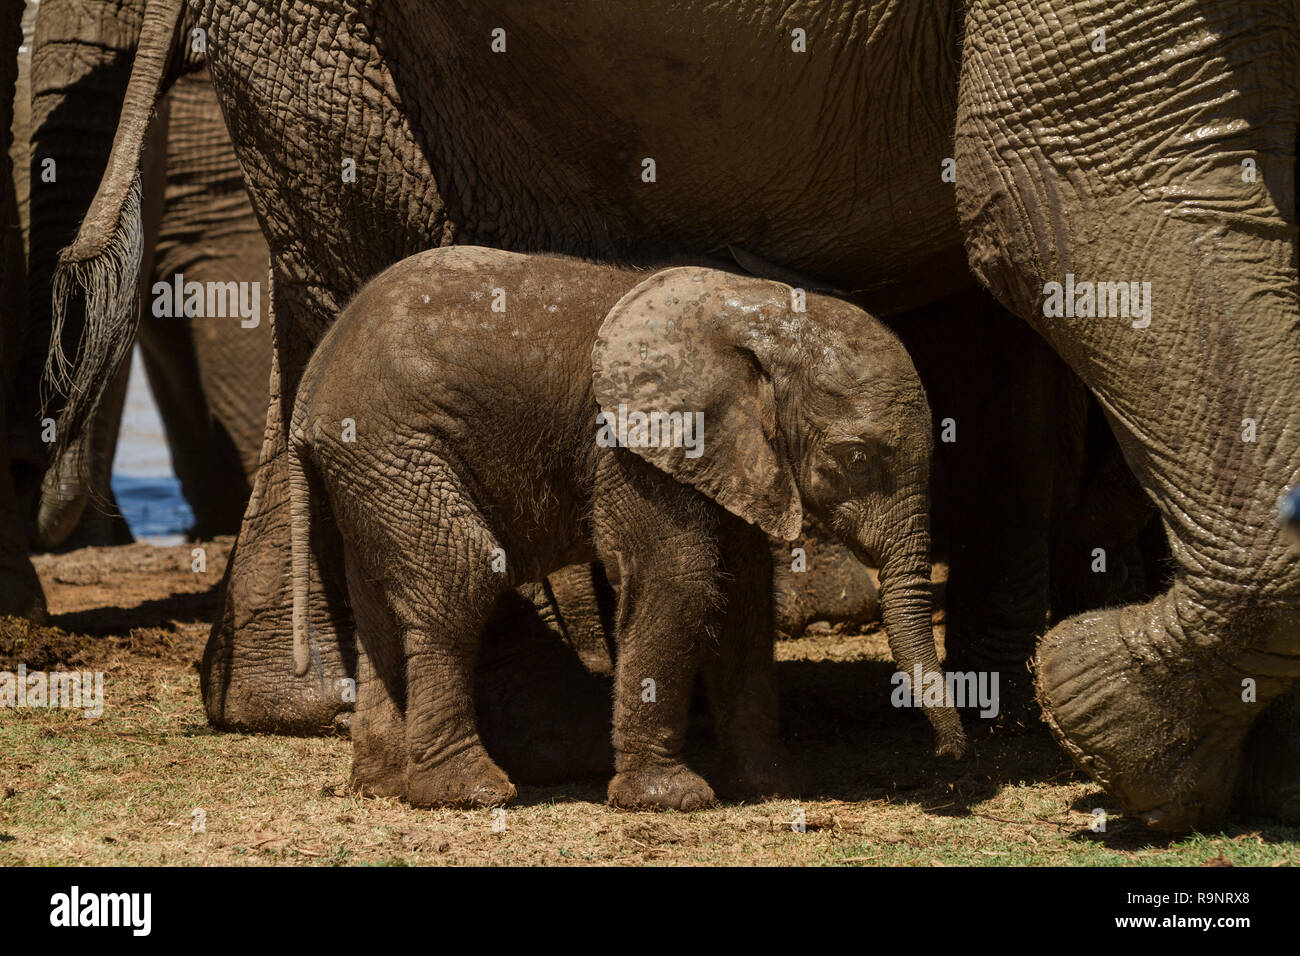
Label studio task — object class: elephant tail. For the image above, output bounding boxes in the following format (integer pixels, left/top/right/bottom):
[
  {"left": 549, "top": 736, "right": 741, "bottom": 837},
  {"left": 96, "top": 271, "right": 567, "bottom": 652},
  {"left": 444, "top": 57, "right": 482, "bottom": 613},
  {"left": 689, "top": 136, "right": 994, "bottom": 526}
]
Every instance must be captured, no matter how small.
[
  {"left": 43, "top": 0, "right": 187, "bottom": 472},
  {"left": 289, "top": 421, "right": 315, "bottom": 678}
]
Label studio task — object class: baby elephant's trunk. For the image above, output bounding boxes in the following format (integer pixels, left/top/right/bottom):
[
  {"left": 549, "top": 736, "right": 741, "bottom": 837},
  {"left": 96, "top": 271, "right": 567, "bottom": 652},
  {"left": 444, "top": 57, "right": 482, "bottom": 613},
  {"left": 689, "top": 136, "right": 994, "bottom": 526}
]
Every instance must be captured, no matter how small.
[
  {"left": 877, "top": 540, "right": 967, "bottom": 758},
  {"left": 288, "top": 431, "right": 314, "bottom": 677}
]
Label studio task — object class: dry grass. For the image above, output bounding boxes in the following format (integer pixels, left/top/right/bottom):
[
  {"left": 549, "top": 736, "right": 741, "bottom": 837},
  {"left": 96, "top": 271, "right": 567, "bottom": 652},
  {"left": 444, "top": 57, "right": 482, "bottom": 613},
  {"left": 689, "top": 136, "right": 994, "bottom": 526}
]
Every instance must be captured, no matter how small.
[{"left": 0, "top": 542, "right": 1296, "bottom": 866}]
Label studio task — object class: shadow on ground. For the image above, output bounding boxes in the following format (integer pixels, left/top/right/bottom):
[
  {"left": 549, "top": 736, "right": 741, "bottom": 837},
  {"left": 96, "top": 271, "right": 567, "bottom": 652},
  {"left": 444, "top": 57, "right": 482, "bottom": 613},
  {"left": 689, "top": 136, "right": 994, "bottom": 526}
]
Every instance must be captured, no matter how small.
[{"left": 5, "top": 540, "right": 1298, "bottom": 850}]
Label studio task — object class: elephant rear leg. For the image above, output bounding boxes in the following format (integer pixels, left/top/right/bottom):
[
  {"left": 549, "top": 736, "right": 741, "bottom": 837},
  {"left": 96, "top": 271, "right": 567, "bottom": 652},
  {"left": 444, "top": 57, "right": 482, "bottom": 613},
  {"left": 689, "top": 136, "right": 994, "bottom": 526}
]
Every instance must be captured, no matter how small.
[
  {"left": 339, "top": 471, "right": 515, "bottom": 809},
  {"left": 0, "top": 387, "right": 45, "bottom": 619},
  {"left": 342, "top": 560, "right": 407, "bottom": 799}
]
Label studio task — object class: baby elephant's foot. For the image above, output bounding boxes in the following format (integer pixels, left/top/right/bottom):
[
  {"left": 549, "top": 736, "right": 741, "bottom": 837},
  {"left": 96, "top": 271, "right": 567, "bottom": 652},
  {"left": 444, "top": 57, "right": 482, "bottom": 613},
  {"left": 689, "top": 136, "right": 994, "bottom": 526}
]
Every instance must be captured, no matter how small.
[
  {"left": 608, "top": 757, "right": 716, "bottom": 811},
  {"left": 407, "top": 748, "right": 517, "bottom": 809}
]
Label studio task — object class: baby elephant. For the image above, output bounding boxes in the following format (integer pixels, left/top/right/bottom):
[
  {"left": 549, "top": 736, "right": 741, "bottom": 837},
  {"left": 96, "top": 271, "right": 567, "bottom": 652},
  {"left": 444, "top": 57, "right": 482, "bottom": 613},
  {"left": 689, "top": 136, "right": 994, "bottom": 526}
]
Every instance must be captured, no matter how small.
[{"left": 289, "top": 246, "right": 965, "bottom": 810}]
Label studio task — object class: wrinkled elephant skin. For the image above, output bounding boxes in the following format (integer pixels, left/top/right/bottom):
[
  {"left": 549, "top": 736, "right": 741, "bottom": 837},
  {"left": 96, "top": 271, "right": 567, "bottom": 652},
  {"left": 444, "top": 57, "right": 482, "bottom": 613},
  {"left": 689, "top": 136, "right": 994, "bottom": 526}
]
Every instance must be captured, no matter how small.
[{"left": 45, "top": 0, "right": 1300, "bottom": 831}]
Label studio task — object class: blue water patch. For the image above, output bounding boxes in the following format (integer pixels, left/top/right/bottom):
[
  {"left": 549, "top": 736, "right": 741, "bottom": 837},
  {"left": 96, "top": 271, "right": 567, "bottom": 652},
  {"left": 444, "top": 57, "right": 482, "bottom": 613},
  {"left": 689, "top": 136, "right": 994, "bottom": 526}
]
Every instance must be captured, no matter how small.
[
  {"left": 111, "top": 474, "right": 194, "bottom": 542},
  {"left": 111, "top": 346, "right": 194, "bottom": 543}
]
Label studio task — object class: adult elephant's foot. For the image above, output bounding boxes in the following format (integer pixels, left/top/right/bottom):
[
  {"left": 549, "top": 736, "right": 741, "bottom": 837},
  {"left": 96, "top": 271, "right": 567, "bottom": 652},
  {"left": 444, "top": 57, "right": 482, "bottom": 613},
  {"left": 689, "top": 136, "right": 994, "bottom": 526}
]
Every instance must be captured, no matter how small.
[
  {"left": 0, "top": 445, "right": 46, "bottom": 622},
  {"left": 608, "top": 757, "right": 716, "bottom": 811},
  {"left": 349, "top": 761, "right": 406, "bottom": 800},
  {"left": 1035, "top": 585, "right": 1299, "bottom": 833},
  {"left": 201, "top": 437, "right": 357, "bottom": 733},
  {"left": 956, "top": 0, "right": 1300, "bottom": 832},
  {"left": 1235, "top": 683, "right": 1300, "bottom": 824},
  {"left": 0, "top": 555, "right": 46, "bottom": 622},
  {"left": 406, "top": 748, "right": 516, "bottom": 810}
]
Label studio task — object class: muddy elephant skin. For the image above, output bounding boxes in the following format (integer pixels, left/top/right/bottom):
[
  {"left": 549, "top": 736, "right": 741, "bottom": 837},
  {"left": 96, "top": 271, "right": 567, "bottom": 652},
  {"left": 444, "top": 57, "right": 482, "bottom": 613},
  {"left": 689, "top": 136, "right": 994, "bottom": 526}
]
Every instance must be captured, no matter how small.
[
  {"left": 287, "top": 248, "right": 964, "bottom": 808},
  {"left": 45, "top": 0, "right": 1300, "bottom": 831}
]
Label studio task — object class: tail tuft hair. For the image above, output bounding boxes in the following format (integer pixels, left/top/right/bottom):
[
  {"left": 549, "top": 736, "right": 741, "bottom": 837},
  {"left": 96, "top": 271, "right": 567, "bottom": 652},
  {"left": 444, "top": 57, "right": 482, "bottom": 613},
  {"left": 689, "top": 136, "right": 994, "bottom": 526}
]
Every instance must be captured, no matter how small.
[{"left": 43, "top": 171, "right": 145, "bottom": 479}]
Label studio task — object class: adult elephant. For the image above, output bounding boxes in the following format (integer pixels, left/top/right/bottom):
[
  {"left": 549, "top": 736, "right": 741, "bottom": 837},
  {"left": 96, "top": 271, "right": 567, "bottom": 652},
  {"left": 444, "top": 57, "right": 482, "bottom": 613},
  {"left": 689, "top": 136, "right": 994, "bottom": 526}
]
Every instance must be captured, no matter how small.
[
  {"left": 25, "top": 0, "right": 270, "bottom": 549},
  {"left": 48, "top": 0, "right": 1300, "bottom": 832}
]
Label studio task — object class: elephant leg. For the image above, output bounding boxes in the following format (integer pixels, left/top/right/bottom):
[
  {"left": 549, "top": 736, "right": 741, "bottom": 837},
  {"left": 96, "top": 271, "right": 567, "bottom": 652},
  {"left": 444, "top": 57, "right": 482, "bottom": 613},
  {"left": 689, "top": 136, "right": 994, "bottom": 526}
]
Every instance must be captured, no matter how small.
[
  {"left": 344, "top": 562, "right": 406, "bottom": 799},
  {"left": 137, "top": 304, "right": 249, "bottom": 540},
  {"left": 201, "top": 276, "right": 358, "bottom": 734},
  {"left": 0, "top": 1, "right": 41, "bottom": 618},
  {"left": 897, "top": 294, "right": 1074, "bottom": 724},
  {"left": 27, "top": 0, "right": 169, "bottom": 552},
  {"left": 144, "top": 68, "right": 270, "bottom": 538},
  {"left": 704, "top": 515, "right": 795, "bottom": 800},
  {"left": 543, "top": 561, "right": 618, "bottom": 675},
  {"left": 39, "top": 355, "right": 133, "bottom": 550},
  {"left": 392, "top": 488, "right": 513, "bottom": 809},
  {"left": 328, "top": 443, "right": 516, "bottom": 808},
  {"left": 0, "top": 384, "right": 44, "bottom": 619},
  {"left": 596, "top": 457, "right": 719, "bottom": 811},
  {"left": 0, "top": 485, "right": 43, "bottom": 617},
  {"left": 958, "top": 0, "right": 1300, "bottom": 831}
]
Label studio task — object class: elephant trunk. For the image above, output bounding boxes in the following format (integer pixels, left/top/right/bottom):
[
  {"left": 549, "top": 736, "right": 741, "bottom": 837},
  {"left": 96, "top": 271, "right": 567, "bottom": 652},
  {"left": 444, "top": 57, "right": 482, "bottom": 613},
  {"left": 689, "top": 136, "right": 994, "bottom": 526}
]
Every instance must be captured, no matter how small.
[{"left": 873, "top": 517, "right": 966, "bottom": 758}]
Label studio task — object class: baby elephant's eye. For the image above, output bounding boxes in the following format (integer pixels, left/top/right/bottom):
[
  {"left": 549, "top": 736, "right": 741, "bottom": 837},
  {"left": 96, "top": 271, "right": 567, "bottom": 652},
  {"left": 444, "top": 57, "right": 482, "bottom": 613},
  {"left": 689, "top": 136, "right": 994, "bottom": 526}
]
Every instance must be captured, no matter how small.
[{"left": 835, "top": 443, "right": 876, "bottom": 476}]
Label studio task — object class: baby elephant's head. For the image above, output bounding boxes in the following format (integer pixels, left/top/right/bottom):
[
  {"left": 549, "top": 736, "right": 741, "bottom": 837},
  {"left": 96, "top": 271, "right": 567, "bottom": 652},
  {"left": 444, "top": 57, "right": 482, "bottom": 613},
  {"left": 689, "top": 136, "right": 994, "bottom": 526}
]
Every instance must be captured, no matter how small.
[{"left": 593, "top": 266, "right": 965, "bottom": 758}]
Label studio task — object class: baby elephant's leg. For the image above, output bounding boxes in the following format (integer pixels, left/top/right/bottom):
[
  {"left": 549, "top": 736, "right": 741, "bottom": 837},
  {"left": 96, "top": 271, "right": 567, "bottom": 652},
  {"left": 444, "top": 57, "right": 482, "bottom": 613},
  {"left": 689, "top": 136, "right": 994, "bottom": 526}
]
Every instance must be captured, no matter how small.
[
  {"left": 595, "top": 455, "right": 722, "bottom": 811},
  {"left": 338, "top": 458, "right": 514, "bottom": 808},
  {"left": 346, "top": 563, "right": 408, "bottom": 798},
  {"left": 404, "top": 491, "right": 515, "bottom": 808},
  {"left": 704, "top": 515, "right": 797, "bottom": 799}
]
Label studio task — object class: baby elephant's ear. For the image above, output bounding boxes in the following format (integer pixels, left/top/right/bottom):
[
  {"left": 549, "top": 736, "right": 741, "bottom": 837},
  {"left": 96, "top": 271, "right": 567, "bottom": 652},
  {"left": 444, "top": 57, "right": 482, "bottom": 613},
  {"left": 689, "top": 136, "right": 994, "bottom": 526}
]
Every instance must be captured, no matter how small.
[{"left": 592, "top": 267, "right": 802, "bottom": 541}]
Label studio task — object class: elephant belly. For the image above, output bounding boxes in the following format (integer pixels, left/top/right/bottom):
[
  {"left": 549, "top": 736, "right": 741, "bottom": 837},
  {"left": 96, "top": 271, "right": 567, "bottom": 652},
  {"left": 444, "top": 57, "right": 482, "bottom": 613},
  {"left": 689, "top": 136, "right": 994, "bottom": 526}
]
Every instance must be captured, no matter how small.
[
  {"left": 400, "top": 0, "right": 967, "bottom": 298},
  {"left": 200, "top": 0, "right": 970, "bottom": 327}
]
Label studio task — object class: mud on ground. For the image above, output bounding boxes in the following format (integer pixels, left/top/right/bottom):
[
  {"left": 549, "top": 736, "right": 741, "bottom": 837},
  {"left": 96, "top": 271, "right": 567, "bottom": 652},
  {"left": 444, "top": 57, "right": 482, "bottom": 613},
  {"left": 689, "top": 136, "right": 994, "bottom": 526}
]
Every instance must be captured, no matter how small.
[{"left": 0, "top": 541, "right": 1296, "bottom": 866}]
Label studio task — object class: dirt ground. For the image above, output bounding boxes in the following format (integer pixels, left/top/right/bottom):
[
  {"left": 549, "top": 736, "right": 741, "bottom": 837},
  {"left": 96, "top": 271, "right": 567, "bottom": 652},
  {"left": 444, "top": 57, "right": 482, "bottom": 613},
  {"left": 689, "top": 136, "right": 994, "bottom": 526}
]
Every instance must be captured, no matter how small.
[{"left": 1, "top": 541, "right": 1296, "bottom": 866}]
